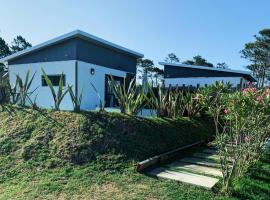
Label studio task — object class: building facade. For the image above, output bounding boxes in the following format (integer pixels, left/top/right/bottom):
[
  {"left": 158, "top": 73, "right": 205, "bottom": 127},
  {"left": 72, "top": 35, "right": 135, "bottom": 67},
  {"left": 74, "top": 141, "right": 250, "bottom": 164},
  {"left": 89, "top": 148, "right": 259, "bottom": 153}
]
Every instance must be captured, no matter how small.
[
  {"left": 160, "top": 62, "right": 256, "bottom": 88},
  {"left": 1, "top": 30, "right": 143, "bottom": 110}
]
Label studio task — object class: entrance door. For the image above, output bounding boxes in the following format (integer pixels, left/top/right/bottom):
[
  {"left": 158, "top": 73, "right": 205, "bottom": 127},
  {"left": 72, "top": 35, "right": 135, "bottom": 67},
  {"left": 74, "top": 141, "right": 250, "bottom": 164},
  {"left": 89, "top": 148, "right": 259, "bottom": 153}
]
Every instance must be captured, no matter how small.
[{"left": 105, "top": 75, "right": 124, "bottom": 107}]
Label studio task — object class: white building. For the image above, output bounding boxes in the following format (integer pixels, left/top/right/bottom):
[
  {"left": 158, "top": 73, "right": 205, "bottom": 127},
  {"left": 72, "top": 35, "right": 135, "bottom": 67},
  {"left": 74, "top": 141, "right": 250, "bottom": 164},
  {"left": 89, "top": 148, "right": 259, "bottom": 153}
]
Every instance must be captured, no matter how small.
[
  {"left": 159, "top": 62, "right": 256, "bottom": 88},
  {"left": 0, "top": 30, "right": 143, "bottom": 110}
]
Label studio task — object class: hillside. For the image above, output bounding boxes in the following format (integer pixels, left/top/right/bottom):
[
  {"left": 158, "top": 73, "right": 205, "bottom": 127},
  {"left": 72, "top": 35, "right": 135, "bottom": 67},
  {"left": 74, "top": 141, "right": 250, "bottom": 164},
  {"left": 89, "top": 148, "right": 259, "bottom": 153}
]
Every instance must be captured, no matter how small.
[
  {"left": 0, "top": 105, "right": 269, "bottom": 199},
  {"left": 0, "top": 105, "right": 214, "bottom": 166}
]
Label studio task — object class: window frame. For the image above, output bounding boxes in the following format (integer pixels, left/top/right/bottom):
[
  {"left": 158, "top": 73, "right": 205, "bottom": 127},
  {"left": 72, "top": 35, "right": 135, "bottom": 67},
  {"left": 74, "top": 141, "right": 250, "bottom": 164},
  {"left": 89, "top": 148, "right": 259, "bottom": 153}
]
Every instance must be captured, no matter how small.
[{"left": 41, "top": 74, "right": 66, "bottom": 87}]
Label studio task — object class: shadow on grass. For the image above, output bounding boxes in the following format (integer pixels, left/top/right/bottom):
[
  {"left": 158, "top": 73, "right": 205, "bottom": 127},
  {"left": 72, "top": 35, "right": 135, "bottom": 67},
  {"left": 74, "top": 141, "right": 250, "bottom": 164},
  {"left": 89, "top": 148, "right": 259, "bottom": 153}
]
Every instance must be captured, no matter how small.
[{"left": 232, "top": 152, "right": 270, "bottom": 200}]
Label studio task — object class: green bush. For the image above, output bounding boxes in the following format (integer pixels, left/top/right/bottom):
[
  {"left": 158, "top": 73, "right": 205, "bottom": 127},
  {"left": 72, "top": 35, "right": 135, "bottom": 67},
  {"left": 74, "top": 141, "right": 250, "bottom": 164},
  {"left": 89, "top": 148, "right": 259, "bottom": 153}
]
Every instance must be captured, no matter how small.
[{"left": 0, "top": 106, "right": 215, "bottom": 165}]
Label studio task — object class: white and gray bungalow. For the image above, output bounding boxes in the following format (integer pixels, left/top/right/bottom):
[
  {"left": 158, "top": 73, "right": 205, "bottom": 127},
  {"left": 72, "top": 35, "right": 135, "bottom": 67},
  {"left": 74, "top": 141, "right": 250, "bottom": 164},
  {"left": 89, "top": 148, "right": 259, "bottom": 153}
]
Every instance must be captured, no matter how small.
[
  {"left": 159, "top": 62, "right": 256, "bottom": 88},
  {"left": 0, "top": 30, "right": 143, "bottom": 110}
]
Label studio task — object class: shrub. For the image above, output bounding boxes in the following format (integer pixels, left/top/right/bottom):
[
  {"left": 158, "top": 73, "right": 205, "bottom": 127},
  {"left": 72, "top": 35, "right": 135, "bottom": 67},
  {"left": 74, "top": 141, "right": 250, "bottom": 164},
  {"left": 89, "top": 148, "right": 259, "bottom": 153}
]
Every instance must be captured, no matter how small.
[
  {"left": 199, "top": 82, "right": 270, "bottom": 193},
  {"left": 109, "top": 76, "right": 146, "bottom": 115}
]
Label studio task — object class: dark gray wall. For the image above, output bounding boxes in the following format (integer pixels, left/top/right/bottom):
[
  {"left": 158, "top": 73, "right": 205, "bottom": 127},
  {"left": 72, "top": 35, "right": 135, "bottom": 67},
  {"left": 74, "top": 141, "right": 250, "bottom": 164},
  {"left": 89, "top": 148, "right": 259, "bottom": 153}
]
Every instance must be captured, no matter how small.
[
  {"left": 8, "top": 38, "right": 138, "bottom": 73},
  {"left": 9, "top": 39, "right": 77, "bottom": 65},
  {"left": 76, "top": 38, "right": 137, "bottom": 73},
  {"left": 164, "top": 65, "right": 255, "bottom": 82}
]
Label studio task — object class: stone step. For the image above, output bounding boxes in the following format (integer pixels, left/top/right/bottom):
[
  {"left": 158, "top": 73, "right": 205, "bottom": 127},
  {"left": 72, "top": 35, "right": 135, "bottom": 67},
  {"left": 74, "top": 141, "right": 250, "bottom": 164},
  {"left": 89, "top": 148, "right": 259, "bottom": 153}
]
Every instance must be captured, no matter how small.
[
  {"left": 192, "top": 152, "right": 220, "bottom": 161},
  {"left": 167, "top": 161, "right": 223, "bottom": 177},
  {"left": 180, "top": 157, "right": 220, "bottom": 168},
  {"left": 148, "top": 167, "right": 219, "bottom": 189},
  {"left": 202, "top": 148, "right": 217, "bottom": 154}
]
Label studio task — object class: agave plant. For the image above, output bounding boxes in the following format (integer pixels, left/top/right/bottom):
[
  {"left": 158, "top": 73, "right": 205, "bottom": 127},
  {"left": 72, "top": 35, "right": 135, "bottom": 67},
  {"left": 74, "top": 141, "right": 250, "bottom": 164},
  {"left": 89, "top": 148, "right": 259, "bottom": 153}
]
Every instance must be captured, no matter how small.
[
  {"left": 147, "top": 85, "right": 169, "bottom": 117},
  {"left": 68, "top": 85, "right": 83, "bottom": 112},
  {"left": 16, "top": 70, "right": 37, "bottom": 106},
  {"left": 167, "top": 89, "right": 186, "bottom": 118},
  {"left": 41, "top": 69, "right": 68, "bottom": 110},
  {"left": 90, "top": 82, "right": 105, "bottom": 112},
  {"left": 8, "top": 81, "right": 20, "bottom": 104},
  {"left": 109, "top": 75, "right": 146, "bottom": 115},
  {"left": 182, "top": 90, "right": 201, "bottom": 118}
]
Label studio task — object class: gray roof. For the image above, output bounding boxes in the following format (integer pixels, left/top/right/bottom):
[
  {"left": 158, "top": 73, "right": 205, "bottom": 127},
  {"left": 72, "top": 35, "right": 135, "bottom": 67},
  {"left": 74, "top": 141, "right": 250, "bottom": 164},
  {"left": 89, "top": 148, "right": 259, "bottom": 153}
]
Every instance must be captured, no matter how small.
[{"left": 0, "top": 30, "right": 143, "bottom": 63}]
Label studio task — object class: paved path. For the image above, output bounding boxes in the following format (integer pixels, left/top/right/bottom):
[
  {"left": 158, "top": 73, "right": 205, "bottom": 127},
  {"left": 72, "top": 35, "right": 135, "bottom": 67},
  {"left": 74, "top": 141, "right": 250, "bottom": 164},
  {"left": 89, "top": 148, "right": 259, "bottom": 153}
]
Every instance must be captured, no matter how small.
[{"left": 147, "top": 147, "right": 222, "bottom": 189}]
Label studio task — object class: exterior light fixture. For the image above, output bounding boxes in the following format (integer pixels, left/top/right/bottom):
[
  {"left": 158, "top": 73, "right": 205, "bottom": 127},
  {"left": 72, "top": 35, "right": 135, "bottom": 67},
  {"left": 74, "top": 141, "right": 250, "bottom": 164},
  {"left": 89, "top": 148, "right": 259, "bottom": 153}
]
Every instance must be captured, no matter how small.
[{"left": 90, "top": 68, "right": 95, "bottom": 75}]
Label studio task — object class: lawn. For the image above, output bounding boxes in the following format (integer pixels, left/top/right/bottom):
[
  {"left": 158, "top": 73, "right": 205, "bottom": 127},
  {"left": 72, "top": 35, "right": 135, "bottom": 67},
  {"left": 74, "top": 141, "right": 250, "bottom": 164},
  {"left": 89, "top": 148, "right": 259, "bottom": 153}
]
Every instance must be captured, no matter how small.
[{"left": 0, "top": 105, "right": 269, "bottom": 199}]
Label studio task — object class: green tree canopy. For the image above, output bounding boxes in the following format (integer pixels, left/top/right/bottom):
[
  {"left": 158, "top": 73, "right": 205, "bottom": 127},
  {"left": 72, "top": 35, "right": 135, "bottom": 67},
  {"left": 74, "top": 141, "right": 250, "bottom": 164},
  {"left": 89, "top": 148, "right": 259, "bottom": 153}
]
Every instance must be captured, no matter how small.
[
  {"left": 10, "top": 35, "right": 32, "bottom": 53},
  {"left": 183, "top": 55, "right": 214, "bottom": 67},
  {"left": 240, "top": 28, "right": 270, "bottom": 87},
  {"left": 0, "top": 37, "right": 11, "bottom": 59},
  {"left": 164, "top": 53, "right": 180, "bottom": 63},
  {"left": 0, "top": 37, "right": 11, "bottom": 71},
  {"left": 216, "top": 62, "right": 228, "bottom": 69}
]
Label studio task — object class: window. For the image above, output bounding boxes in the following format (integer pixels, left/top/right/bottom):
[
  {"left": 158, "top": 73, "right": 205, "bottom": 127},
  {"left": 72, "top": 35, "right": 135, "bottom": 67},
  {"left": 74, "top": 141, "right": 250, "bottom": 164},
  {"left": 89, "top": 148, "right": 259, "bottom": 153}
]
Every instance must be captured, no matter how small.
[{"left": 42, "top": 75, "right": 66, "bottom": 86}]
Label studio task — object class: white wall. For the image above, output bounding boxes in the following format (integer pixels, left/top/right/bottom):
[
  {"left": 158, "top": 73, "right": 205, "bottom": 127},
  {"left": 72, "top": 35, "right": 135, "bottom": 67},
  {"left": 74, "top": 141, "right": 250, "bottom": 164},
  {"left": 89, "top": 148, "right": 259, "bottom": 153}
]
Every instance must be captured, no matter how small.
[
  {"left": 9, "top": 60, "right": 76, "bottom": 110},
  {"left": 165, "top": 77, "right": 248, "bottom": 88},
  {"left": 77, "top": 61, "right": 127, "bottom": 110}
]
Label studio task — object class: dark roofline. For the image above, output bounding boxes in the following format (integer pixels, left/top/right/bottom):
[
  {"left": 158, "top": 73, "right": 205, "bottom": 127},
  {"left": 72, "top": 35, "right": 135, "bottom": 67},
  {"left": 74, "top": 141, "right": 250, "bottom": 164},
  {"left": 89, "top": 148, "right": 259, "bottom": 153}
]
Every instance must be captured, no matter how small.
[
  {"left": 0, "top": 30, "right": 144, "bottom": 63},
  {"left": 159, "top": 62, "right": 257, "bottom": 82}
]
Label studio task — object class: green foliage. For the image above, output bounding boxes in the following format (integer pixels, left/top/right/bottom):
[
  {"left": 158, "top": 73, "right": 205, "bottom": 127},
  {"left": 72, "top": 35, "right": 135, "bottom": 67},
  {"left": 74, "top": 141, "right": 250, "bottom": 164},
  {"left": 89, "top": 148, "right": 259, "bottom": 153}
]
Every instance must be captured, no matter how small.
[
  {"left": 68, "top": 85, "right": 83, "bottom": 112},
  {"left": 147, "top": 85, "right": 169, "bottom": 117},
  {"left": 16, "top": 70, "right": 37, "bottom": 106},
  {"left": 109, "top": 76, "right": 146, "bottom": 115},
  {"left": 0, "top": 106, "right": 268, "bottom": 199},
  {"left": 147, "top": 86, "right": 201, "bottom": 118},
  {"left": 90, "top": 82, "right": 105, "bottom": 112},
  {"left": 0, "top": 105, "right": 214, "bottom": 165},
  {"left": 240, "top": 28, "right": 270, "bottom": 87},
  {"left": 164, "top": 53, "right": 180, "bottom": 63},
  {"left": 10, "top": 35, "right": 32, "bottom": 53},
  {"left": 0, "top": 78, "right": 10, "bottom": 104},
  {"left": 0, "top": 37, "right": 11, "bottom": 58},
  {"left": 199, "top": 82, "right": 270, "bottom": 193},
  {"left": 41, "top": 69, "right": 68, "bottom": 110},
  {"left": 183, "top": 55, "right": 214, "bottom": 67}
]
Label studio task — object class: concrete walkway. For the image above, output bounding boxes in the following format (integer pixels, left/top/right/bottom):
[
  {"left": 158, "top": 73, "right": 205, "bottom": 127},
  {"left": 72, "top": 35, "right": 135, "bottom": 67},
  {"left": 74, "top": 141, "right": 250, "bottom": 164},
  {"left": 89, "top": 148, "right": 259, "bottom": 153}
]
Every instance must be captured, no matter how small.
[{"left": 147, "top": 147, "right": 222, "bottom": 189}]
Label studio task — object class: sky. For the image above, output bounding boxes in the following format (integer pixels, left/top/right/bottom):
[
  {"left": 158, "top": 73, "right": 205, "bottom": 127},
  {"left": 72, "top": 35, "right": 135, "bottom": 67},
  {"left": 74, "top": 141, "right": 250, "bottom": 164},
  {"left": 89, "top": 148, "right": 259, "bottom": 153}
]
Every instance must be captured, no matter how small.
[{"left": 1, "top": 0, "right": 270, "bottom": 71}]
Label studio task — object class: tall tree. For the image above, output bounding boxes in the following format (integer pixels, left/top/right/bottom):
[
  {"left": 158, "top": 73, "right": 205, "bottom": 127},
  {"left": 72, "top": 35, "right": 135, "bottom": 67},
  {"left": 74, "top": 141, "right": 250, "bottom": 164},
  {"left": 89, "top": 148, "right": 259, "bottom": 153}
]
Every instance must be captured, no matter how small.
[
  {"left": 152, "top": 67, "right": 164, "bottom": 86},
  {"left": 137, "top": 58, "right": 155, "bottom": 85},
  {"left": 240, "top": 29, "right": 270, "bottom": 87},
  {"left": 10, "top": 35, "right": 32, "bottom": 53},
  {"left": 164, "top": 53, "right": 180, "bottom": 63},
  {"left": 0, "top": 37, "right": 11, "bottom": 71},
  {"left": 216, "top": 62, "right": 228, "bottom": 69},
  {"left": 183, "top": 55, "right": 214, "bottom": 67}
]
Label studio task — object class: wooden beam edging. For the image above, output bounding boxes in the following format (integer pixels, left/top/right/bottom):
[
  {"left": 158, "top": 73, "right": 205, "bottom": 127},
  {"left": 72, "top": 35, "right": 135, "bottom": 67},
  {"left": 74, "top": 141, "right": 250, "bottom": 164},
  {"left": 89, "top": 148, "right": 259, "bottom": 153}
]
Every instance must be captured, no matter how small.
[{"left": 136, "top": 140, "right": 205, "bottom": 172}]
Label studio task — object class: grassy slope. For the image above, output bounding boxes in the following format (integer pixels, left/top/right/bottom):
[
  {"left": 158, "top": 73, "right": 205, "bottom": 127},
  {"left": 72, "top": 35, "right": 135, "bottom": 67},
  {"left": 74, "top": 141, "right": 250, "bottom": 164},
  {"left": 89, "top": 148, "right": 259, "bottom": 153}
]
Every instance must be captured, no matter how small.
[{"left": 0, "top": 105, "right": 269, "bottom": 199}]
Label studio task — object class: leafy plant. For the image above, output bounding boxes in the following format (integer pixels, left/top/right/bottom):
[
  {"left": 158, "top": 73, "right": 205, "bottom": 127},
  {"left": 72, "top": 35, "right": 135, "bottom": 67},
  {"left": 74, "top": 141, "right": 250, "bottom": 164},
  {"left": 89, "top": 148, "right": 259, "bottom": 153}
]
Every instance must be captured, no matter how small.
[
  {"left": 0, "top": 78, "right": 10, "bottom": 104},
  {"left": 199, "top": 82, "right": 270, "bottom": 193},
  {"left": 90, "top": 82, "right": 105, "bottom": 112},
  {"left": 41, "top": 69, "right": 68, "bottom": 110},
  {"left": 16, "top": 70, "right": 37, "bottom": 106},
  {"left": 109, "top": 75, "right": 146, "bottom": 115},
  {"left": 147, "top": 85, "right": 169, "bottom": 117},
  {"left": 182, "top": 89, "right": 201, "bottom": 118},
  {"left": 68, "top": 85, "right": 83, "bottom": 112}
]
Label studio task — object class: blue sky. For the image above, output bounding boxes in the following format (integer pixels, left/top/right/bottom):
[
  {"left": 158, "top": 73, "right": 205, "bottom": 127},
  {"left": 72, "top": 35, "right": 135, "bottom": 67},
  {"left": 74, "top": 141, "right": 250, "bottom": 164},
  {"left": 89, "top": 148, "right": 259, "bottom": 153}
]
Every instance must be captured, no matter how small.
[{"left": 1, "top": 0, "right": 270, "bottom": 70}]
